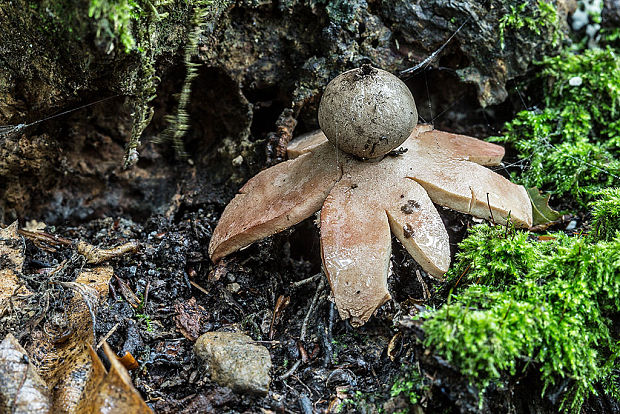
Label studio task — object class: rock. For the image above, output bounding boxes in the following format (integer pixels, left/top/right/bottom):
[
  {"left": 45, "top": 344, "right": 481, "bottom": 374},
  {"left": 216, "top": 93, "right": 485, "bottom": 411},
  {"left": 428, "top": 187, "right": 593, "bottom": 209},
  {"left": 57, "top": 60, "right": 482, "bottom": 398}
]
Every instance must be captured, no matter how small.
[
  {"left": 602, "top": 0, "right": 620, "bottom": 28},
  {"left": 194, "top": 332, "right": 272, "bottom": 395}
]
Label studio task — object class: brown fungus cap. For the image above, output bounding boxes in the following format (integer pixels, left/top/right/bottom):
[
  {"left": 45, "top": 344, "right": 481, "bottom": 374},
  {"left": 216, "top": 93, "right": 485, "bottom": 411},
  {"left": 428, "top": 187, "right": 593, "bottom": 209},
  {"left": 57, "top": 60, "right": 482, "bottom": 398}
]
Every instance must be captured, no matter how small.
[{"left": 318, "top": 65, "right": 418, "bottom": 158}]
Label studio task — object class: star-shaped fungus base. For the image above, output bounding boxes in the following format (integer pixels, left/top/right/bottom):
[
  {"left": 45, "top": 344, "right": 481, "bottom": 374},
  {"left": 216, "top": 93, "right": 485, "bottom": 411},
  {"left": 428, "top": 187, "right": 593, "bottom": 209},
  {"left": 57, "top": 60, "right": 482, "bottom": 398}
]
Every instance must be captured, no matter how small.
[{"left": 209, "top": 125, "right": 533, "bottom": 326}]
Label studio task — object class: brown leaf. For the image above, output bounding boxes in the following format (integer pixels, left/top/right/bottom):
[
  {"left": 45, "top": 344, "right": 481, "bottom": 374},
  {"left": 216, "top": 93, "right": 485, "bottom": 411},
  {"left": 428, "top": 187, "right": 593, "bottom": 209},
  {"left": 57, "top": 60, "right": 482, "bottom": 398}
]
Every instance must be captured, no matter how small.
[
  {"left": 0, "top": 222, "right": 31, "bottom": 307},
  {"left": 0, "top": 333, "right": 51, "bottom": 413},
  {"left": 27, "top": 266, "right": 113, "bottom": 414},
  {"left": 174, "top": 297, "right": 208, "bottom": 342},
  {"left": 76, "top": 241, "right": 139, "bottom": 265},
  {"left": 117, "top": 351, "right": 139, "bottom": 371},
  {"left": 86, "top": 343, "right": 152, "bottom": 413}
]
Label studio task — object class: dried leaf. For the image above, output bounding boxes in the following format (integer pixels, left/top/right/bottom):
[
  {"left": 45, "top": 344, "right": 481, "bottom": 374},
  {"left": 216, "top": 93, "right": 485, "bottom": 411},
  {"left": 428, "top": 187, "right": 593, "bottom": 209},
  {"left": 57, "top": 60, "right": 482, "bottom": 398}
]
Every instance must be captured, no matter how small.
[
  {"left": 0, "top": 222, "right": 31, "bottom": 318},
  {"left": 76, "top": 241, "right": 139, "bottom": 265},
  {"left": 86, "top": 343, "right": 152, "bottom": 413},
  {"left": 117, "top": 351, "right": 139, "bottom": 371},
  {"left": 0, "top": 334, "right": 51, "bottom": 414},
  {"left": 28, "top": 267, "right": 113, "bottom": 414},
  {"left": 387, "top": 332, "right": 403, "bottom": 362},
  {"left": 526, "top": 187, "right": 562, "bottom": 226},
  {"left": 174, "top": 297, "right": 208, "bottom": 342}
]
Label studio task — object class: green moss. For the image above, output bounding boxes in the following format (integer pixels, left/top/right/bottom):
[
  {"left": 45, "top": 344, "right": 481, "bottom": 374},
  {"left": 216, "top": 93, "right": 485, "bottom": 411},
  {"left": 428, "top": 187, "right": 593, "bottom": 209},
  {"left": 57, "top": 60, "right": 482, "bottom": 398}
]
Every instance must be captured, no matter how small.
[
  {"left": 88, "top": 0, "right": 142, "bottom": 52},
  {"left": 421, "top": 224, "right": 620, "bottom": 411},
  {"left": 390, "top": 368, "right": 426, "bottom": 406},
  {"left": 492, "top": 47, "right": 620, "bottom": 201},
  {"left": 29, "top": 0, "right": 143, "bottom": 53},
  {"left": 589, "top": 188, "right": 620, "bottom": 241},
  {"left": 499, "top": 0, "right": 561, "bottom": 49}
]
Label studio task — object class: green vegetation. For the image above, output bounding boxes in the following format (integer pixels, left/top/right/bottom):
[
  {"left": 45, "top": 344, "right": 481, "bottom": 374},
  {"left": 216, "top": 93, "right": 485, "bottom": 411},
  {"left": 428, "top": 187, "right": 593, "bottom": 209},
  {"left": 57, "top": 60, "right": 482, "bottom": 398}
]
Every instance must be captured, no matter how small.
[
  {"left": 421, "top": 224, "right": 620, "bottom": 411},
  {"left": 136, "top": 312, "right": 154, "bottom": 332},
  {"left": 491, "top": 47, "right": 620, "bottom": 201},
  {"left": 337, "top": 390, "right": 382, "bottom": 413},
  {"left": 589, "top": 188, "right": 620, "bottom": 241},
  {"left": 88, "top": 0, "right": 143, "bottom": 52},
  {"left": 390, "top": 368, "right": 426, "bottom": 406},
  {"left": 499, "top": 0, "right": 561, "bottom": 49}
]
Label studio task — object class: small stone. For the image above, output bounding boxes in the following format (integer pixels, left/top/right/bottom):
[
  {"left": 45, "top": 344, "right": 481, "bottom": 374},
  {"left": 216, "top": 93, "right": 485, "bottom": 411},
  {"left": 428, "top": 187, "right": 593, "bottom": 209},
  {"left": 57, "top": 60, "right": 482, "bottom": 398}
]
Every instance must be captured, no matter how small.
[
  {"left": 569, "top": 76, "right": 583, "bottom": 86},
  {"left": 232, "top": 155, "right": 244, "bottom": 167},
  {"left": 194, "top": 332, "right": 272, "bottom": 395},
  {"left": 227, "top": 282, "right": 241, "bottom": 293}
]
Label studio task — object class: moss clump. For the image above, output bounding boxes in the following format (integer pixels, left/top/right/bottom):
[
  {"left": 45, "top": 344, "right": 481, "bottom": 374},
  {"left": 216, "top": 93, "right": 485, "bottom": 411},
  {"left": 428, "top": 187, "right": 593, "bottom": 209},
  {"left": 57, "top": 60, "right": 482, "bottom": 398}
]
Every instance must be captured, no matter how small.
[
  {"left": 421, "top": 224, "right": 620, "bottom": 411},
  {"left": 492, "top": 47, "right": 620, "bottom": 201},
  {"left": 389, "top": 367, "right": 427, "bottom": 407},
  {"left": 589, "top": 188, "right": 620, "bottom": 241},
  {"left": 499, "top": 0, "right": 561, "bottom": 49},
  {"left": 88, "top": 0, "right": 143, "bottom": 53}
]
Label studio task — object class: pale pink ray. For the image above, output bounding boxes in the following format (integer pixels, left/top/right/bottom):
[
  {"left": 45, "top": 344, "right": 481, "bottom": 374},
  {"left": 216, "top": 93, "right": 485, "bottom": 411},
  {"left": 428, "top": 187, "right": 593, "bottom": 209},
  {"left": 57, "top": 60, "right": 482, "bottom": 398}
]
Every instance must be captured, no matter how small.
[{"left": 209, "top": 143, "right": 341, "bottom": 262}]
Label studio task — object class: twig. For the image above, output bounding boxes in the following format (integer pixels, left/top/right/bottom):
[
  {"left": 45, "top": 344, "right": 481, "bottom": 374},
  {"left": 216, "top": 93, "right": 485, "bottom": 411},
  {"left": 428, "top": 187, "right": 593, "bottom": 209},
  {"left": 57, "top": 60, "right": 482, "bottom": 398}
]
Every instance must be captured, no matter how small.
[
  {"left": 453, "top": 262, "right": 472, "bottom": 290},
  {"left": 280, "top": 276, "right": 327, "bottom": 381},
  {"left": 143, "top": 280, "right": 151, "bottom": 308},
  {"left": 300, "top": 277, "right": 326, "bottom": 341},
  {"left": 189, "top": 280, "right": 209, "bottom": 295},
  {"left": 400, "top": 17, "right": 471, "bottom": 78},
  {"left": 279, "top": 360, "right": 302, "bottom": 380},
  {"left": 416, "top": 270, "right": 431, "bottom": 300},
  {"left": 97, "top": 322, "right": 121, "bottom": 349},
  {"left": 486, "top": 192, "right": 496, "bottom": 225},
  {"left": 291, "top": 273, "right": 321, "bottom": 289}
]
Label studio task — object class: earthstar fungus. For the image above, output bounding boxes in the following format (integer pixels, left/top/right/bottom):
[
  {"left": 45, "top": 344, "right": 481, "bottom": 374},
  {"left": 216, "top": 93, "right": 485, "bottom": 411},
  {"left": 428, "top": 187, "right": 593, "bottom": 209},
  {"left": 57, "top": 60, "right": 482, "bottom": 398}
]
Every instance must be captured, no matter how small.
[{"left": 209, "top": 66, "right": 533, "bottom": 326}]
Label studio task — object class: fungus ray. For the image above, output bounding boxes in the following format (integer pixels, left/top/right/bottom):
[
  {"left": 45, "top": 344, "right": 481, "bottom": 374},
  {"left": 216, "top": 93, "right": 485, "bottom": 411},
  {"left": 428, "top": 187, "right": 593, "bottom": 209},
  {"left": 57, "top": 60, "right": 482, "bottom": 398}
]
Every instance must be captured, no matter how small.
[
  {"left": 208, "top": 143, "right": 341, "bottom": 262},
  {"left": 385, "top": 178, "right": 450, "bottom": 278},
  {"left": 320, "top": 177, "right": 392, "bottom": 327},
  {"left": 400, "top": 133, "right": 533, "bottom": 227}
]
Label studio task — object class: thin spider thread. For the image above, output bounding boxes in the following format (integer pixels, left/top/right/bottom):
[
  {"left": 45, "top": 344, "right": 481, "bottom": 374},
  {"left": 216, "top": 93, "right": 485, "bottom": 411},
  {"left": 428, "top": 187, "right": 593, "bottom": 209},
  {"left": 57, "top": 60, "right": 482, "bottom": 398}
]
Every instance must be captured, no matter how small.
[{"left": 0, "top": 95, "right": 121, "bottom": 140}]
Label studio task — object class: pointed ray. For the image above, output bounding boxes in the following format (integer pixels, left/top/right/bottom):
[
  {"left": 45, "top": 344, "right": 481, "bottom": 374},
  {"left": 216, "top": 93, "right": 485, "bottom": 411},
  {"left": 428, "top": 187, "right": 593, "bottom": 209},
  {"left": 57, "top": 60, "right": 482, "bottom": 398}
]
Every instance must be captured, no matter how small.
[
  {"left": 384, "top": 178, "right": 451, "bottom": 278},
  {"left": 320, "top": 177, "right": 392, "bottom": 327},
  {"left": 287, "top": 126, "right": 505, "bottom": 166},
  {"left": 287, "top": 130, "right": 330, "bottom": 159},
  {"left": 209, "top": 142, "right": 341, "bottom": 262},
  {"left": 398, "top": 141, "right": 532, "bottom": 226},
  {"left": 416, "top": 128, "right": 505, "bottom": 166}
]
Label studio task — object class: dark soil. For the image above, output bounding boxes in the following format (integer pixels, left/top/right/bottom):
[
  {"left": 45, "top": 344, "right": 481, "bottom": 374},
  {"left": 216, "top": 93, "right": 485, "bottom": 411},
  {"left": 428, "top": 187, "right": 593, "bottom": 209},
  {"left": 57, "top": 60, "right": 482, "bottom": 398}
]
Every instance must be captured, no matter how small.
[{"left": 2, "top": 1, "right": 618, "bottom": 412}]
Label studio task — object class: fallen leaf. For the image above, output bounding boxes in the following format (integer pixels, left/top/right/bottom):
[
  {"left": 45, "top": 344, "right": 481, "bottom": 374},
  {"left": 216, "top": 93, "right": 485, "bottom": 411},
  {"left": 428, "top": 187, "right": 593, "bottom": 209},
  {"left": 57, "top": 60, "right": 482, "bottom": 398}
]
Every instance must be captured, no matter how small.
[
  {"left": 0, "top": 334, "right": 51, "bottom": 413},
  {"left": 174, "top": 297, "right": 208, "bottom": 342},
  {"left": 85, "top": 343, "right": 152, "bottom": 413},
  {"left": 527, "top": 187, "right": 562, "bottom": 226}
]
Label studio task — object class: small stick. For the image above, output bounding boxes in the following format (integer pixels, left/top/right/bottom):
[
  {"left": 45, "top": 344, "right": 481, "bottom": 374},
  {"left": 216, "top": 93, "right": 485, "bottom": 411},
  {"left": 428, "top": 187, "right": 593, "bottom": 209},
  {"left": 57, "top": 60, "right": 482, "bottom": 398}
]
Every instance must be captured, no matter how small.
[
  {"left": 453, "top": 262, "right": 472, "bottom": 290},
  {"left": 189, "top": 280, "right": 209, "bottom": 295},
  {"left": 400, "top": 17, "right": 471, "bottom": 78},
  {"left": 291, "top": 273, "right": 321, "bottom": 289},
  {"left": 279, "top": 360, "right": 302, "bottom": 380},
  {"left": 17, "top": 229, "right": 72, "bottom": 247},
  {"left": 97, "top": 322, "right": 121, "bottom": 349},
  {"left": 300, "top": 277, "right": 326, "bottom": 341},
  {"left": 143, "top": 280, "right": 151, "bottom": 308},
  {"left": 0, "top": 95, "right": 121, "bottom": 140},
  {"left": 416, "top": 270, "right": 431, "bottom": 300},
  {"left": 486, "top": 192, "right": 496, "bottom": 225}
]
